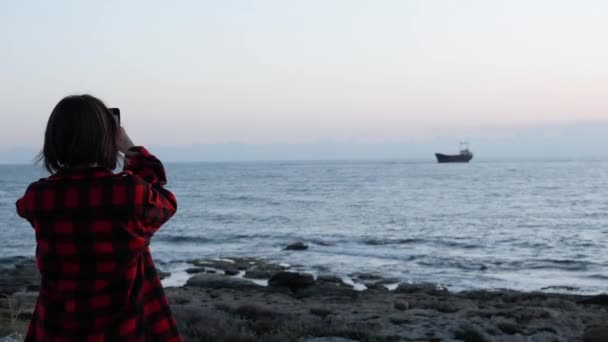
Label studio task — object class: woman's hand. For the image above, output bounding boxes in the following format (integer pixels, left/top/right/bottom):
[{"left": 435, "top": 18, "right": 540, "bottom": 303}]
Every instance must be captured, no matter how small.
[{"left": 118, "top": 127, "right": 136, "bottom": 154}]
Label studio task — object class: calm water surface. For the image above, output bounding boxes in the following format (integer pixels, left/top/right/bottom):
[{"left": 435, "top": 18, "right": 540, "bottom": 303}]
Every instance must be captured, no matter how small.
[{"left": 1, "top": 160, "right": 607, "bottom": 293}]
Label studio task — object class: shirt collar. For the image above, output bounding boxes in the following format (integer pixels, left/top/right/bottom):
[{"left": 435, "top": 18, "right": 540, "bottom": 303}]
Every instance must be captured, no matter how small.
[{"left": 49, "top": 166, "right": 115, "bottom": 180}]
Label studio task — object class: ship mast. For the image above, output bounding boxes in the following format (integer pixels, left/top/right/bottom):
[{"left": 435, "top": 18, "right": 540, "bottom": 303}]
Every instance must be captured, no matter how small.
[{"left": 460, "top": 141, "right": 469, "bottom": 153}]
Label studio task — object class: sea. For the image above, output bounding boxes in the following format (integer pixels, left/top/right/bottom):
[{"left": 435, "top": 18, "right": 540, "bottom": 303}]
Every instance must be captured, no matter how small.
[{"left": 1, "top": 160, "right": 607, "bottom": 294}]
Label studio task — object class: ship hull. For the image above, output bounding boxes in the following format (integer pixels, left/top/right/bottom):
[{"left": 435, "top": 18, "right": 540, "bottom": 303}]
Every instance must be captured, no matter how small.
[{"left": 435, "top": 153, "right": 473, "bottom": 163}]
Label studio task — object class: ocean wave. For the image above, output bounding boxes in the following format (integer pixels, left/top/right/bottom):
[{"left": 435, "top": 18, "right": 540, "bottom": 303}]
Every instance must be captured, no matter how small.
[
  {"left": 517, "top": 259, "right": 592, "bottom": 271},
  {"left": 361, "top": 238, "right": 425, "bottom": 245},
  {"left": 361, "top": 237, "right": 480, "bottom": 249},
  {"left": 156, "top": 234, "right": 213, "bottom": 244},
  {"left": 252, "top": 215, "right": 291, "bottom": 224},
  {"left": 415, "top": 256, "right": 488, "bottom": 271},
  {"left": 540, "top": 285, "right": 580, "bottom": 292},
  {"left": 441, "top": 240, "right": 482, "bottom": 249},
  {"left": 0, "top": 255, "right": 33, "bottom": 267},
  {"left": 586, "top": 274, "right": 608, "bottom": 280},
  {"left": 307, "top": 246, "right": 419, "bottom": 262},
  {"left": 216, "top": 194, "right": 282, "bottom": 206}
]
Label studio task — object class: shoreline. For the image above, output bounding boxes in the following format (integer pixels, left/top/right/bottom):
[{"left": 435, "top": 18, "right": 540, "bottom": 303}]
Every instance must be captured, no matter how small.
[{"left": 1, "top": 257, "right": 608, "bottom": 341}]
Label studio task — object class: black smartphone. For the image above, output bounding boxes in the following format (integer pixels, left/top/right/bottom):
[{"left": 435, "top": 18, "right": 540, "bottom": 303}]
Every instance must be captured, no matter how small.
[{"left": 109, "top": 108, "right": 120, "bottom": 125}]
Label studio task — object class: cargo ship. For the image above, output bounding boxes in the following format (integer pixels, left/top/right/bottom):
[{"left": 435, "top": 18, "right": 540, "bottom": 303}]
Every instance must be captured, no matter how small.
[{"left": 435, "top": 142, "right": 473, "bottom": 163}]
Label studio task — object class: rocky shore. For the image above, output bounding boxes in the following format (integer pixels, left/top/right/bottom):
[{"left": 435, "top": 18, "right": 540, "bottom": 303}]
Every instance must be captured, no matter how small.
[{"left": 1, "top": 257, "right": 608, "bottom": 341}]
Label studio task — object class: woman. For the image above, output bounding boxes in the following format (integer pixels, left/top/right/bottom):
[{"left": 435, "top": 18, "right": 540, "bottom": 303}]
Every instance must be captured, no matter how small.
[{"left": 16, "top": 95, "right": 182, "bottom": 341}]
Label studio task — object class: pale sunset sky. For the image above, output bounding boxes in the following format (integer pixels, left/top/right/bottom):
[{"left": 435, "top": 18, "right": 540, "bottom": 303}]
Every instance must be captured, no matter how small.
[{"left": 0, "top": 0, "right": 606, "bottom": 161}]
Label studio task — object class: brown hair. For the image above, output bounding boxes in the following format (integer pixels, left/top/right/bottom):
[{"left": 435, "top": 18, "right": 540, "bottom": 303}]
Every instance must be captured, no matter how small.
[{"left": 40, "top": 94, "right": 119, "bottom": 174}]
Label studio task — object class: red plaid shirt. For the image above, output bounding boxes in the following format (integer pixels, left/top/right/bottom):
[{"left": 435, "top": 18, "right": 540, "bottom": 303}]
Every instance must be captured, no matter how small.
[{"left": 16, "top": 147, "right": 182, "bottom": 342}]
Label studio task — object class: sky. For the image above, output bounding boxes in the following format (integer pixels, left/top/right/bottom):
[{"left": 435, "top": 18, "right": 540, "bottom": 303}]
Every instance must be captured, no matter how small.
[{"left": 1, "top": 0, "right": 607, "bottom": 161}]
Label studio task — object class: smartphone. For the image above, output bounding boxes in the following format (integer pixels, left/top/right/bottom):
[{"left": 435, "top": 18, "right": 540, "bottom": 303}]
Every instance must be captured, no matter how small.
[{"left": 109, "top": 108, "right": 120, "bottom": 125}]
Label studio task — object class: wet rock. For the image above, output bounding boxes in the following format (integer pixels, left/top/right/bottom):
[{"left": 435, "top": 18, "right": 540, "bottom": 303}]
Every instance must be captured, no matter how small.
[
  {"left": 283, "top": 242, "right": 308, "bottom": 251},
  {"left": 189, "top": 257, "right": 289, "bottom": 277},
  {"left": 268, "top": 272, "right": 315, "bottom": 291},
  {"left": 0, "top": 260, "right": 40, "bottom": 296},
  {"left": 0, "top": 333, "right": 24, "bottom": 342},
  {"left": 189, "top": 258, "right": 252, "bottom": 271},
  {"left": 185, "top": 268, "right": 205, "bottom": 274},
  {"left": 185, "top": 273, "right": 261, "bottom": 289},
  {"left": 580, "top": 294, "right": 608, "bottom": 306},
  {"left": 540, "top": 285, "right": 579, "bottom": 292},
  {"left": 316, "top": 275, "right": 343, "bottom": 284},
  {"left": 243, "top": 270, "right": 272, "bottom": 279},
  {"left": 351, "top": 272, "right": 383, "bottom": 281},
  {"left": 350, "top": 273, "right": 398, "bottom": 289},
  {"left": 224, "top": 269, "right": 239, "bottom": 276},
  {"left": 366, "top": 281, "right": 390, "bottom": 291},
  {"left": 395, "top": 283, "right": 447, "bottom": 295},
  {"left": 156, "top": 269, "right": 171, "bottom": 280},
  {"left": 316, "top": 276, "right": 355, "bottom": 291},
  {"left": 295, "top": 283, "right": 358, "bottom": 299}
]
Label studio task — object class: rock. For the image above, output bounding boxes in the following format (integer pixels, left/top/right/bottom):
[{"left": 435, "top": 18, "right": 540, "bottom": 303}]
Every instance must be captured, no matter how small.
[
  {"left": 6, "top": 292, "right": 38, "bottom": 316},
  {"left": 244, "top": 269, "right": 272, "bottom": 279},
  {"left": 366, "top": 281, "right": 389, "bottom": 291},
  {"left": 453, "top": 324, "right": 489, "bottom": 342},
  {"left": 583, "top": 326, "right": 608, "bottom": 342},
  {"left": 304, "top": 338, "right": 358, "bottom": 342},
  {"left": 161, "top": 283, "right": 608, "bottom": 342},
  {"left": 26, "top": 284, "right": 40, "bottom": 292},
  {"left": 0, "top": 260, "right": 40, "bottom": 296},
  {"left": 316, "top": 275, "right": 343, "bottom": 284},
  {"left": 500, "top": 335, "right": 526, "bottom": 342},
  {"left": 497, "top": 321, "right": 522, "bottom": 335},
  {"left": 309, "top": 307, "right": 332, "bottom": 318},
  {"left": 295, "top": 283, "right": 358, "bottom": 299},
  {"left": 316, "top": 275, "right": 356, "bottom": 289},
  {"left": 351, "top": 272, "right": 383, "bottom": 281},
  {"left": 389, "top": 315, "right": 409, "bottom": 324},
  {"left": 580, "top": 294, "right": 608, "bottom": 306},
  {"left": 541, "top": 285, "right": 579, "bottom": 292},
  {"left": 395, "top": 283, "right": 447, "bottom": 295},
  {"left": 224, "top": 269, "right": 239, "bottom": 276},
  {"left": 156, "top": 269, "right": 171, "bottom": 280},
  {"left": 394, "top": 301, "right": 409, "bottom": 311},
  {"left": 189, "top": 258, "right": 249, "bottom": 271},
  {"left": 283, "top": 242, "right": 308, "bottom": 251},
  {"left": 459, "top": 290, "right": 507, "bottom": 301},
  {"left": 189, "top": 257, "right": 289, "bottom": 277},
  {"left": 268, "top": 272, "right": 315, "bottom": 291},
  {"left": 185, "top": 274, "right": 261, "bottom": 289},
  {"left": 185, "top": 268, "right": 205, "bottom": 274},
  {"left": 0, "top": 333, "right": 23, "bottom": 342},
  {"left": 414, "top": 298, "right": 461, "bottom": 313}
]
